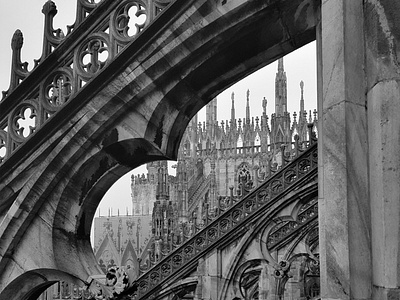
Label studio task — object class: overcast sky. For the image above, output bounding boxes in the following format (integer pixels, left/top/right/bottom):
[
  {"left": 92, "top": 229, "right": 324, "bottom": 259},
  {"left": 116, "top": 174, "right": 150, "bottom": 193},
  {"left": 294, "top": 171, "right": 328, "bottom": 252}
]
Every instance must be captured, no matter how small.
[{"left": 0, "top": 1, "right": 317, "bottom": 217}]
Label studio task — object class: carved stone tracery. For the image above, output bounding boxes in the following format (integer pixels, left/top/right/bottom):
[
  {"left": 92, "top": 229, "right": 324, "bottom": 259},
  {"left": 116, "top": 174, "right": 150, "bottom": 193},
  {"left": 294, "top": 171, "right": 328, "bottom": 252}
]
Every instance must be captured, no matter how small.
[
  {"left": 0, "top": 0, "right": 174, "bottom": 165},
  {"left": 44, "top": 69, "right": 74, "bottom": 108},
  {"left": 114, "top": 1, "right": 148, "bottom": 41},
  {"left": 129, "top": 142, "right": 317, "bottom": 299},
  {"left": 10, "top": 101, "right": 38, "bottom": 143}
]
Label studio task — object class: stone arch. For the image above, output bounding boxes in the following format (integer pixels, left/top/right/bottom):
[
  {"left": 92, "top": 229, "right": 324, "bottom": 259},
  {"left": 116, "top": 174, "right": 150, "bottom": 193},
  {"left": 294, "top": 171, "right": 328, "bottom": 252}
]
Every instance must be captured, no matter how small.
[
  {"left": 237, "top": 134, "right": 243, "bottom": 148},
  {"left": 169, "top": 282, "right": 197, "bottom": 300},
  {"left": 258, "top": 193, "right": 319, "bottom": 299},
  {"left": 0, "top": 0, "right": 320, "bottom": 298},
  {"left": 0, "top": 269, "right": 83, "bottom": 300},
  {"left": 139, "top": 0, "right": 319, "bottom": 160},
  {"left": 0, "top": 135, "right": 168, "bottom": 299},
  {"left": 274, "top": 228, "right": 320, "bottom": 299},
  {"left": 237, "top": 162, "right": 251, "bottom": 183},
  {"left": 220, "top": 181, "right": 318, "bottom": 299},
  {"left": 121, "top": 240, "right": 139, "bottom": 271},
  {"left": 259, "top": 191, "right": 318, "bottom": 262},
  {"left": 234, "top": 259, "right": 268, "bottom": 299},
  {"left": 150, "top": 278, "right": 197, "bottom": 300},
  {"left": 50, "top": 137, "right": 168, "bottom": 278}
]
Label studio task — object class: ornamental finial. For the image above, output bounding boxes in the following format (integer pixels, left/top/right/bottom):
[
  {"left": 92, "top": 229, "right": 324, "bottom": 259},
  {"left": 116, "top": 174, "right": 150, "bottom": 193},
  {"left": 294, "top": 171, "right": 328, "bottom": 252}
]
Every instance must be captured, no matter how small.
[
  {"left": 42, "top": 0, "right": 58, "bottom": 16},
  {"left": 11, "top": 30, "right": 23, "bottom": 51}
]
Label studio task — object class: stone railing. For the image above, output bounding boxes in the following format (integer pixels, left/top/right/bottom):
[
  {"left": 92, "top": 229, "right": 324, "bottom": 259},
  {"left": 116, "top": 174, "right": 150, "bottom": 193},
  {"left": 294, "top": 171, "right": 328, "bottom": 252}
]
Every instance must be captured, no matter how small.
[
  {"left": 0, "top": 0, "right": 173, "bottom": 165},
  {"left": 122, "top": 138, "right": 318, "bottom": 300}
]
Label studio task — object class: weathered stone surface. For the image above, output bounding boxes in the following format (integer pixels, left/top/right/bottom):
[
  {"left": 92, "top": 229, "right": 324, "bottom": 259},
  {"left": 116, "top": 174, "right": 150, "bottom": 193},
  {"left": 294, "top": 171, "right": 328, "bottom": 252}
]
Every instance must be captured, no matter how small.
[
  {"left": 318, "top": 0, "right": 371, "bottom": 299},
  {"left": 365, "top": 0, "right": 400, "bottom": 298},
  {"left": 0, "top": 0, "right": 319, "bottom": 298},
  {"left": 368, "top": 80, "right": 400, "bottom": 293},
  {"left": 7, "top": 0, "right": 400, "bottom": 299}
]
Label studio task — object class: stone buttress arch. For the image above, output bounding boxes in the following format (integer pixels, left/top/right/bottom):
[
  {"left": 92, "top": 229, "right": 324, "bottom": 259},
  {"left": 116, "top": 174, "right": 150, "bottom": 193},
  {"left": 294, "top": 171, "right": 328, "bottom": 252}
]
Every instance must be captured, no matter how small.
[
  {"left": 0, "top": 0, "right": 320, "bottom": 298},
  {"left": 0, "top": 123, "right": 168, "bottom": 299},
  {"left": 0, "top": 269, "right": 84, "bottom": 300},
  {"left": 219, "top": 180, "right": 317, "bottom": 300}
]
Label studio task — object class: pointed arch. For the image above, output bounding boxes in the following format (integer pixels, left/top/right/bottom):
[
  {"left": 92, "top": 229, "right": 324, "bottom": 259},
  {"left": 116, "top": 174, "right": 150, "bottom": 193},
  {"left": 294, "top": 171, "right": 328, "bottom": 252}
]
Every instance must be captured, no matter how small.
[
  {"left": 95, "top": 234, "right": 121, "bottom": 271},
  {"left": 237, "top": 134, "right": 243, "bottom": 148},
  {"left": 255, "top": 132, "right": 261, "bottom": 147},
  {"left": 237, "top": 162, "right": 251, "bottom": 183},
  {"left": 121, "top": 240, "right": 139, "bottom": 272}
]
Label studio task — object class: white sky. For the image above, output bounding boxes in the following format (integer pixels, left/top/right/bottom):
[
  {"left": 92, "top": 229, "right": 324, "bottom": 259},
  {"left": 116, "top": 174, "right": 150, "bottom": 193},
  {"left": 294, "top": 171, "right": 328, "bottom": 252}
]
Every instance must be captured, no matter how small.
[{"left": 0, "top": 1, "right": 317, "bottom": 217}]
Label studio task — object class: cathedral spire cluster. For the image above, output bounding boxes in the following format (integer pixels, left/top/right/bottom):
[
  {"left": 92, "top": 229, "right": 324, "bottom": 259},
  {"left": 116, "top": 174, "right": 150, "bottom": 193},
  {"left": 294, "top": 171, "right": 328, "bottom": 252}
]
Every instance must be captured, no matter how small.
[{"left": 131, "top": 57, "right": 316, "bottom": 224}]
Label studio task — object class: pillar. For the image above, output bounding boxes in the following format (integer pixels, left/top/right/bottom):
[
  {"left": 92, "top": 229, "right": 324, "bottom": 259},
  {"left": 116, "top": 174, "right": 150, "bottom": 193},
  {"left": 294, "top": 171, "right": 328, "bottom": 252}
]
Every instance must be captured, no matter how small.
[
  {"left": 258, "top": 262, "right": 270, "bottom": 300},
  {"left": 194, "top": 251, "right": 221, "bottom": 300},
  {"left": 318, "top": 0, "right": 371, "bottom": 299},
  {"left": 365, "top": 1, "right": 400, "bottom": 298},
  {"left": 258, "top": 263, "right": 280, "bottom": 300}
]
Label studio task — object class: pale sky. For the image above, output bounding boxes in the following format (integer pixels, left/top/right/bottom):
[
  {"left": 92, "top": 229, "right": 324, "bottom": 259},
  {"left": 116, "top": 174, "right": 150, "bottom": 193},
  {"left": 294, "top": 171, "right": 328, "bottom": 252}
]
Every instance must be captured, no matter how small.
[{"left": 0, "top": 1, "right": 317, "bottom": 217}]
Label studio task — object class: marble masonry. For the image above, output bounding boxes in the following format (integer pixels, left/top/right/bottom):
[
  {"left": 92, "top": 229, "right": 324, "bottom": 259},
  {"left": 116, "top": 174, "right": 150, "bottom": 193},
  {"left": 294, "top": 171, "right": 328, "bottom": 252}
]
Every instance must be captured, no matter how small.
[{"left": 0, "top": 0, "right": 400, "bottom": 299}]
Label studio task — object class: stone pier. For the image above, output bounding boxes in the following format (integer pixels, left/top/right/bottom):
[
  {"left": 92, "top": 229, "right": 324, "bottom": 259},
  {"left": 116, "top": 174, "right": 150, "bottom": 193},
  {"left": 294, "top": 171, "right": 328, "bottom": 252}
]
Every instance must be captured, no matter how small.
[{"left": 319, "top": 0, "right": 400, "bottom": 299}]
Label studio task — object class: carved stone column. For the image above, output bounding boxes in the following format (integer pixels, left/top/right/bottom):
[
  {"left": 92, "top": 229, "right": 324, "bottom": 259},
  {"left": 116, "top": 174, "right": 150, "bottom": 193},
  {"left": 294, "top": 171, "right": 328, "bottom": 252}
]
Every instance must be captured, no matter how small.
[
  {"left": 258, "top": 262, "right": 270, "bottom": 300},
  {"left": 194, "top": 252, "right": 221, "bottom": 300},
  {"left": 258, "top": 262, "right": 279, "bottom": 300},
  {"left": 319, "top": 0, "right": 400, "bottom": 299},
  {"left": 365, "top": 1, "right": 400, "bottom": 298},
  {"left": 317, "top": 0, "right": 371, "bottom": 299}
]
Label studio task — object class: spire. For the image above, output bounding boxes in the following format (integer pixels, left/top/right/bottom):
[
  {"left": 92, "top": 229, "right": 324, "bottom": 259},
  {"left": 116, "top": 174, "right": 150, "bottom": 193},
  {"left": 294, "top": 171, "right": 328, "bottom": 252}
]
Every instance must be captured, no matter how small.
[
  {"left": 212, "top": 97, "right": 217, "bottom": 122},
  {"left": 156, "top": 161, "right": 169, "bottom": 202},
  {"left": 300, "top": 80, "right": 305, "bottom": 118},
  {"left": 231, "top": 92, "right": 235, "bottom": 124},
  {"left": 278, "top": 57, "right": 284, "bottom": 72},
  {"left": 246, "top": 89, "right": 250, "bottom": 124},
  {"left": 206, "top": 98, "right": 217, "bottom": 127},
  {"left": 275, "top": 58, "right": 287, "bottom": 116}
]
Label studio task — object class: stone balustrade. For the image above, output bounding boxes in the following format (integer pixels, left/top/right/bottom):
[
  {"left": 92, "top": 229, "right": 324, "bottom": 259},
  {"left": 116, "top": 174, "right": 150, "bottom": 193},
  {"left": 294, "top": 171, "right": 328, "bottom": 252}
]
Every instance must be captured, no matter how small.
[{"left": 0, "top": 0, "right": 172, "bottom": 165}]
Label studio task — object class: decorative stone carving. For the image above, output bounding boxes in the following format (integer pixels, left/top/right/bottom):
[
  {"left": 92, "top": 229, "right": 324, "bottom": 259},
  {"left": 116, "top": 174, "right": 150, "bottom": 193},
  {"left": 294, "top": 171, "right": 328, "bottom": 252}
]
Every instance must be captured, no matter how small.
[
  {"left": 43, "top": 69, "right": 74, "bottom": 109},
  {"left": 10, "top": 101, "right": 38, "bottom": 142},
  {"left": 113, "top": 1, "right": 148, "bottom": 42},
  {"left": 77, "top": 34, "right": 110, "bottom": 77}
]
